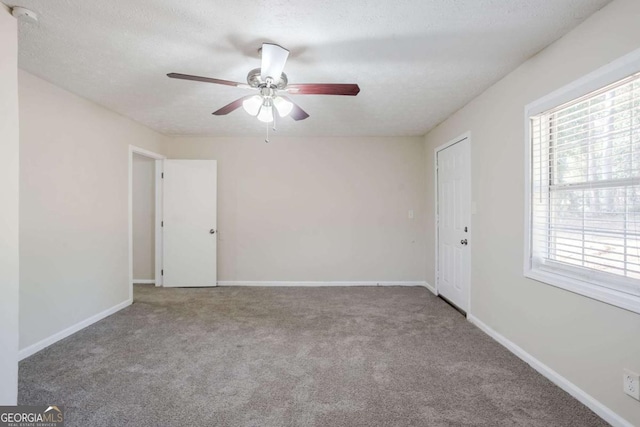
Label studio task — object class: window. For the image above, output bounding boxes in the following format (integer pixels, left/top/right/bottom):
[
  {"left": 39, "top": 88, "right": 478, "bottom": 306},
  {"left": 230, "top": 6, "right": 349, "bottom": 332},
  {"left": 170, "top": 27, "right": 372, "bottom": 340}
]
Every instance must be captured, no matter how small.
[{"left": 525, "top": 51, "right": 640, "bottom": 314}]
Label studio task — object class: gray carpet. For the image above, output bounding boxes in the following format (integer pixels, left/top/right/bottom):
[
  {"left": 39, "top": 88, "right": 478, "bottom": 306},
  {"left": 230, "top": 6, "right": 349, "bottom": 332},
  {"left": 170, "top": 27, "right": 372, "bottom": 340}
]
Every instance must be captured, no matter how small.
[{"left": 19, "top": 285, "right": 606, "bottom": 426}]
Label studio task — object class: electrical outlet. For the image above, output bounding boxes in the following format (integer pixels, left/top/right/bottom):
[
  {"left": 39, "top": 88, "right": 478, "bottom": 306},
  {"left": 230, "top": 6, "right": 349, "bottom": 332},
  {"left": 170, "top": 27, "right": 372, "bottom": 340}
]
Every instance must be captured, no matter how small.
[{"left": 623, "top": 369, "right": 640, "bottom": 400}]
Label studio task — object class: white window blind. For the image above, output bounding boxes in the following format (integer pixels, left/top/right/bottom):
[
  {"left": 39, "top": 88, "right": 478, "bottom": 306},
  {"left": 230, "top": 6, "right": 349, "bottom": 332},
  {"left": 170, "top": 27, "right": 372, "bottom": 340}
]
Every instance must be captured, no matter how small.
[{"left": 530, "top": 72, "right": 640, "bottom": 299}]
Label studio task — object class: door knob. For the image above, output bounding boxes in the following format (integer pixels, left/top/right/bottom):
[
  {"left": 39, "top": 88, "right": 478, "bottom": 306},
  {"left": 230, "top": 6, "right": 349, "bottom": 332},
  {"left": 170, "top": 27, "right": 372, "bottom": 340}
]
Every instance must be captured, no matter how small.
[
  {"left": 460, "top": 239, "right": 468, "bottom": 245},
  {"left": 210, "top": 229, "right": 216, "bottom": 234}
]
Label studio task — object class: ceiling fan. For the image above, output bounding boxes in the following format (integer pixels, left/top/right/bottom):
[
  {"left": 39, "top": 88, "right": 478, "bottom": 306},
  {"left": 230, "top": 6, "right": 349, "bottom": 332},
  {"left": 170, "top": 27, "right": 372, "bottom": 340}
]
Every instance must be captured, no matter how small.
[{"left": 167, "top": 43, "right": 360, "bottom": 124}]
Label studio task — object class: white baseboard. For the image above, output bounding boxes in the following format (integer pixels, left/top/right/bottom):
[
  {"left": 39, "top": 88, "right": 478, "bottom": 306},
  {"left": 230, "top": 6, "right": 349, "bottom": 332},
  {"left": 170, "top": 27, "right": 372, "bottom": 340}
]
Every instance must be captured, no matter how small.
[
  {"left": 421, "top": 281, "right": 437, "bottom": 295},
  {"left": 218, "top": 281, "right": 428, "bottom": 287},
  {"left": 468, "top": 315, "right": 632, "bottom": 427},
  {"left": 19, "top": 299, "right": 132, "bottom": 361},
  {"left": 132, "top": 279, "right": 155, "bottom": 284}
]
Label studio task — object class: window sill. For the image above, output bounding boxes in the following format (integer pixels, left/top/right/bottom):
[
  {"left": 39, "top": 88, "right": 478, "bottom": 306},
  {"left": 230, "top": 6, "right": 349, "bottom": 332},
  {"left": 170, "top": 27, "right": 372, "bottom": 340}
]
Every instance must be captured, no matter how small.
[{"left": 524, "top": 268, "right": 640, "bottom": 315}]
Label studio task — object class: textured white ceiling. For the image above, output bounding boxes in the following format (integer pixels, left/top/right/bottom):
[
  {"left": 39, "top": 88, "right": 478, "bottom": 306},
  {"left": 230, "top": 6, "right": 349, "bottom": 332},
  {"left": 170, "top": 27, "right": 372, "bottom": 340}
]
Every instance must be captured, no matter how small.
[{"left": 9, "top": 0, "right": 611, "bottom": 136}]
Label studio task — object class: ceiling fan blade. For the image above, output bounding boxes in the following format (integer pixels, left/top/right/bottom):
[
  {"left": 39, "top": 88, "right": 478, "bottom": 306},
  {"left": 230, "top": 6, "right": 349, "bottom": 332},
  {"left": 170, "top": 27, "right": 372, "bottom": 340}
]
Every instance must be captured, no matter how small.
[
  {"left": 286, "top": 83, "right": 360, "bottom": 96},
  {"left": 280, "top": 96, "right": 310, "bottom": 121},
  {"left": 167, "top": 73, "right": 250, "bottom": 89},
  {"left": 212, "top": 96, "right": 253, "bottom": 115},
  {"left": 260, "top": 43, "right": 290, "bottom": 81}
]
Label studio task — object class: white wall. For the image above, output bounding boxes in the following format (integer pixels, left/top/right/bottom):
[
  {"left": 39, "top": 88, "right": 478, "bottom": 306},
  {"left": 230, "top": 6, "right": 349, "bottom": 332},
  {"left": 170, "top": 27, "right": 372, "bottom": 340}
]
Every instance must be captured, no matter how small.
[
  {"left": 424, "top": 0, "right": 640, "bottom": 424},
  {"left": 132, "top": 153, "right": 155, "bottom": 281},
  {"left": 0, "top": 5, "right": 19, "bottom": 405},
  {"left": 19, "top": 71, "right": 167, "bottom": 352},
  {"left": 166, "top": 136, "right": 427, "bottom": 283}
]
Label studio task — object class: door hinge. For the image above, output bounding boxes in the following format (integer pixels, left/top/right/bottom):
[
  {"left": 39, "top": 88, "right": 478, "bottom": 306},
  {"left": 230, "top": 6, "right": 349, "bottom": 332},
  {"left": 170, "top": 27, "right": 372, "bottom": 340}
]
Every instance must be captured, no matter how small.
[
  {"left": 161, "top": 221, "right": 163, "bottom": 227},
  {"left": 161, "top": 269, "right": 164, "bottom": 276},
  {"left": 161, "top": 172, "right": 164, "bottom": 179}
]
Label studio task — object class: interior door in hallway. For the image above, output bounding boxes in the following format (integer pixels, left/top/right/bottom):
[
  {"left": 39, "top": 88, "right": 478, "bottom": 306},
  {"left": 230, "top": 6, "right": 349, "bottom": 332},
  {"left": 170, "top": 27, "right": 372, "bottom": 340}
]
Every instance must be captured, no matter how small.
[
  {"left": 163, "top": 160, "right": 217, "bottom": 287},
  {"left": 436, "top": 137, "right": 470, "bottom": 313}
]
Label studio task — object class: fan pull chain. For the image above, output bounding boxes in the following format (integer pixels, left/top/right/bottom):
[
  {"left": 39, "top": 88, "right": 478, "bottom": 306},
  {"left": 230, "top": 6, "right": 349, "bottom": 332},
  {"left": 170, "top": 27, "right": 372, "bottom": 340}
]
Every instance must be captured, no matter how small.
[
  {"left": 272, "top": 108, "right": 277, "bottom": 132},
  {"left": 265, "top": 108, "right": 277, "bottom": 143}
]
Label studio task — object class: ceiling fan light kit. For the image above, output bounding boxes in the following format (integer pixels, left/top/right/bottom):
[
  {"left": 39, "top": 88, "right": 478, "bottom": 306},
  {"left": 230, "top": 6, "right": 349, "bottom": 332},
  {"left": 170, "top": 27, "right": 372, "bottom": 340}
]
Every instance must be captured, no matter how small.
[
  {"left": 242, "top": 95, "right": 263, "bottom": 116},
  {"left": 241, "top": 78, "right": 294, "bottom": 123},
  {"left": 273, "top": 96, "right": 293, "bottom": 117},
  {"left": 167, "top": 42, "right": 360, "bottom": 140},
  {"left": 257, "top": 104, "right": 274, "bottom": 123}
]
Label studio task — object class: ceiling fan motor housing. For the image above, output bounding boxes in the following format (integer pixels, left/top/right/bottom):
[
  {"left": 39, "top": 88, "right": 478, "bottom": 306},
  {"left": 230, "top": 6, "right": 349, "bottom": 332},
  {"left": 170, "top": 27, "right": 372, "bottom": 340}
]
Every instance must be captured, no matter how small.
[{"left": 246, "top": 68, "right": 288, "bottom": 90}]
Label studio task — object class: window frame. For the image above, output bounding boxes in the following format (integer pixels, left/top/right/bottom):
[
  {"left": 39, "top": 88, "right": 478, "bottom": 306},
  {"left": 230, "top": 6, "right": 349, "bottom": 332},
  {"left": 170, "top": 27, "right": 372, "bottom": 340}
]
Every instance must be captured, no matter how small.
[{"left": 524, "top": 48, "right": 640, "bottom": 315}]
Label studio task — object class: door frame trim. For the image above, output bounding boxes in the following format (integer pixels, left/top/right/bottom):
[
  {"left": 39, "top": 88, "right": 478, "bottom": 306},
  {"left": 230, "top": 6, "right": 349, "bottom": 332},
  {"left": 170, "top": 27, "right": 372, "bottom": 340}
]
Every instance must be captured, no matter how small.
[
  {"left": 434, "top": 131, "right": 472, "bottom": 315},
  {"left": 128, "top": 145, "right": 165, "bottom": 301}
]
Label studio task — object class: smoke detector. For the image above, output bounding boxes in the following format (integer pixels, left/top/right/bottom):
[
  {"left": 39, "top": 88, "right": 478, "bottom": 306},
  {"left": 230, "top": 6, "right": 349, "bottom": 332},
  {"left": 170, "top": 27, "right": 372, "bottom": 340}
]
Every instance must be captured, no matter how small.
[{"left": 11, "top": 7, "right": 38, "bottom": 22}]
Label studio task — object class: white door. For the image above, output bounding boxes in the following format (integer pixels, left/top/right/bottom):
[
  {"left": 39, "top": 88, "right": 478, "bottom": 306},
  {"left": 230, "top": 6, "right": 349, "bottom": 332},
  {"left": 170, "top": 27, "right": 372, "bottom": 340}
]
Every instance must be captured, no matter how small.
[
  {"left": 163, "top": 160, "right": 217, "bottom": 287},
  {"left": 437, "top": 138, "right": 471, "bottom": 312}
]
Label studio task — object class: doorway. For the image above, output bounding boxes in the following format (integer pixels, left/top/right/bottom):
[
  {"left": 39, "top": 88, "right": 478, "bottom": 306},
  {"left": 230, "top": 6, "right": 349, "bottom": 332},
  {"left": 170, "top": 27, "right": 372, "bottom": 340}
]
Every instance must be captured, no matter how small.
[
  {"left": 435, "top": 133, "right": 471, "bottom": 314},
  {"left": 132, "top": 153, "right": 156, "bottom": 285},
  {"left": 128, "top": 146, "right": 164, "bottom": 301}
]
